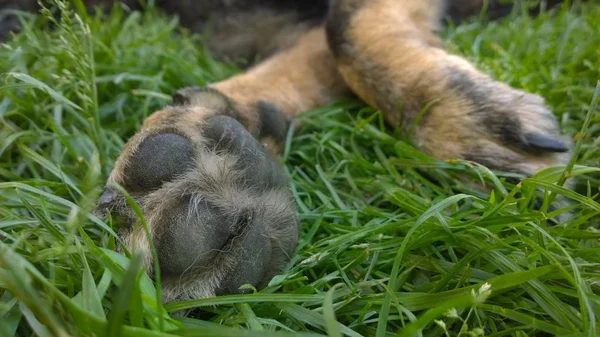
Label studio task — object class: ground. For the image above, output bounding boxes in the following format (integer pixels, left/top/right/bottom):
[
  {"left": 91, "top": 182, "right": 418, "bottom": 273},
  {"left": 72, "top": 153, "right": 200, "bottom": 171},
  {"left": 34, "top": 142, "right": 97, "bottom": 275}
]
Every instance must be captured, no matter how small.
[{"left": 0, "top": 1, "right": 599, "bottom": 336}]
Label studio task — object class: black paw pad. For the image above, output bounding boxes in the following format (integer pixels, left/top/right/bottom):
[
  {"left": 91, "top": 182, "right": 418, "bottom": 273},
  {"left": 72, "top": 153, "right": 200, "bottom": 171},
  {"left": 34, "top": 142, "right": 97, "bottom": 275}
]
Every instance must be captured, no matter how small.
[
  {"left": 125, "top": 133, "right": 195, "bottom": 191},
  {"left": 215, "top": 218, "right": 271, "bottom": 295},
  {"left": 203, "top": 115, "right": 288, "bottom": 188},
  {"left": 157, "top": 198, "right": 235, "bottom": 276}
]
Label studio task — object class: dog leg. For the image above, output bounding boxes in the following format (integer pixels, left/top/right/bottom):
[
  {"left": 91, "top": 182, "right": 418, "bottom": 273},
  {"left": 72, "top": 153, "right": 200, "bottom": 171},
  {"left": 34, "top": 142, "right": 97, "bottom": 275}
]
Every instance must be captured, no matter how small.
[
  {"left": 98, "top": 28, "right": 349, "bottom": 302},
  {"left": 326, "top": 0, "right": 570, "bottom": 176}
]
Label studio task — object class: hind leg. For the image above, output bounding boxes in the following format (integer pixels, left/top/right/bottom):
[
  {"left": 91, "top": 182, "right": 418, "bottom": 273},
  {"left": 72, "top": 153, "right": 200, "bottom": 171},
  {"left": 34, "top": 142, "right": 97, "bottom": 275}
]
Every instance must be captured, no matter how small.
[{"left": 326, "top": 0, "right": 570, "bottom": 176}]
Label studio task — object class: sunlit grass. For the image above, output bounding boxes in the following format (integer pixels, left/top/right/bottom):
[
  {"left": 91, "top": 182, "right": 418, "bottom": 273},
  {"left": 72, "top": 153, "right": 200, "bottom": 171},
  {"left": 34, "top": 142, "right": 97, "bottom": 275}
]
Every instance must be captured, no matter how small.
[{"left": 0, "top": 1, "right": 599, "bottom": 336}]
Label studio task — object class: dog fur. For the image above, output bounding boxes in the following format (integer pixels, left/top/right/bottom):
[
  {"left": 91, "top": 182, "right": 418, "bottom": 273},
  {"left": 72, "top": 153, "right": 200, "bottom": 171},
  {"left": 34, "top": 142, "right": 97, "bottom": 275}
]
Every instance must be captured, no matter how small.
[{"left": 1, "top": 0, "right": 571, "bottom": 302}]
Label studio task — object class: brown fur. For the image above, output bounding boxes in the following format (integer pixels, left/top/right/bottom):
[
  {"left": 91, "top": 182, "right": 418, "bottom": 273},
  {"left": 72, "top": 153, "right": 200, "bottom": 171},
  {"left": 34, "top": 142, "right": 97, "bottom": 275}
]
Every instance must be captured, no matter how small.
[
  {"left": 212, "top": 28, "right": 349, "bottom": 119},
  {"left": 83, "top": 0, "right": 572, "bottom": 302},
  {"left": 325, "top": 0, "right": 570, "bottom": 175}
]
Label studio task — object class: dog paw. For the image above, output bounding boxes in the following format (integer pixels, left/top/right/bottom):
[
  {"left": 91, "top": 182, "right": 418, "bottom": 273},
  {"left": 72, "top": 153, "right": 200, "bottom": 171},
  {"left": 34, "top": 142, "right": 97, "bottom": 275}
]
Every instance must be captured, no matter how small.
[
  {"left": 414, "top": 65, "right": 571, "bottom": 177},
  {"left": 96, "top": 89, "right": 298, "bottom": 302}
]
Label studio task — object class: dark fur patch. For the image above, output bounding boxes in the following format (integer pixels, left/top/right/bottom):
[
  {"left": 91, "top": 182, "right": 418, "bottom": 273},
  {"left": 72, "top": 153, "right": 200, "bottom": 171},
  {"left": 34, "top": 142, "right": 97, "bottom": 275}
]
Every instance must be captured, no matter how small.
[
  {"left": 325, "top": 0, "right": 365, "bottom": 58},
  {"left": 446, "top": 67, "right": 493, "bottom": 112},
  {"left": 256, "top": 101, "right": 290, "bottom": 143},
  {"left": 464, "top": 147, "right": 524, "bottom": 174},
  {"left": 160, "top": 0, "right": 329, "bottom": 60},
  {"left": 125, "top": 133, "right": 195, "bottom": 191},
  {"left": 447, "top": 68, "right": 526, "bottom": 147},
  {"left": 160, "top": 0, "right": 329, "bottom": 28},
  {"left": 447, "top": 68, "right": 569, "bottom": 154},
  {"left": 486, "top": 114, "right": 524, "bottom": 148}
]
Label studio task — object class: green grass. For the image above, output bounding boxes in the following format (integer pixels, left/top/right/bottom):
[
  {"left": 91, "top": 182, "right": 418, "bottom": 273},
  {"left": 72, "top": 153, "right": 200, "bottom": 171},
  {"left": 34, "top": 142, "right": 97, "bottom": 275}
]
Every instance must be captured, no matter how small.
[{"left": 1, "top": 1, "right": 599, "bottom": 336}]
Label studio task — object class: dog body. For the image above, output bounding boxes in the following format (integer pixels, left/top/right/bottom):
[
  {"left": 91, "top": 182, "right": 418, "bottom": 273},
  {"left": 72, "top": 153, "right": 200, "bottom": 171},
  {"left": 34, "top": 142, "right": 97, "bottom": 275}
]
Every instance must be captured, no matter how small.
[{"left": 2, "top": 0, "right": 571, "bottom": 302}]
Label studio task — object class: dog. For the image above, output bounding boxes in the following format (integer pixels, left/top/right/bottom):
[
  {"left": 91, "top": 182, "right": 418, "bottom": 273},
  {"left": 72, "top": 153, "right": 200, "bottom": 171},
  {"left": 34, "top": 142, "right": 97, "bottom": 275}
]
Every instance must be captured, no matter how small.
[{"left": 1, "top": 0, "right": 571, "bottom": 302}]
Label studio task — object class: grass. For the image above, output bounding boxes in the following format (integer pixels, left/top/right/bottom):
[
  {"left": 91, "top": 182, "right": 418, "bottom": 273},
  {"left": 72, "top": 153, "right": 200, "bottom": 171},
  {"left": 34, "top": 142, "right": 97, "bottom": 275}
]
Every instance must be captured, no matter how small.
[{"left": 0, "top": 1, "right": 599, "bottom": 336}]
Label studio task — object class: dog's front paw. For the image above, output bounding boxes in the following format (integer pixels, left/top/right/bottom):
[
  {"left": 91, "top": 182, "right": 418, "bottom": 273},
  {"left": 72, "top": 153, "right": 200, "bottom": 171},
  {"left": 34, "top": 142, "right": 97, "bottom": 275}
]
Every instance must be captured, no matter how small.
[
  {"left": 415, "top": 65, "right": 571, "bottom": 176},
  {"left": 96, "top": 90, "right": 298, "bottom": 302}
]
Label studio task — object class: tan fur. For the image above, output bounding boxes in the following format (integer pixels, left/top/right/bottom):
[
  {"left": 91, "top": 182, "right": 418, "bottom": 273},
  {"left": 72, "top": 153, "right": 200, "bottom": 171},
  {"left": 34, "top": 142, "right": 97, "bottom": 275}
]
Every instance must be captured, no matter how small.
[
  {"left": 99, "top": 0, "right": 571, "bottom": 303},
  {"left": 328, "top": 0, "right": 570, "bottom": 175},
  {"left": 212, "top": 28, "right": 351, "bottom": 132}
]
